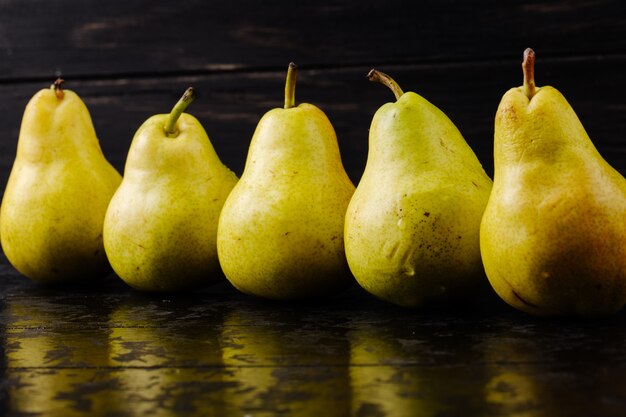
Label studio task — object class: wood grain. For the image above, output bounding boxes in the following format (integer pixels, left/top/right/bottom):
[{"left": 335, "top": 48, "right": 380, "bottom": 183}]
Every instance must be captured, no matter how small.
[
  {"left": 0, "top": 55, "right": 624, "bottom": 188},
  {"left": 0, "top": 0, "right": 624, "bottom": 80},
  {"left": 1, "top": 264, "right": 626, "bottom": 416}
]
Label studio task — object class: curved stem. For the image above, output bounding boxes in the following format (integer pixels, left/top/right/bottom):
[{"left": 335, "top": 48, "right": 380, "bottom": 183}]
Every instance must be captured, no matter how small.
[
  {"left": 284, "top": 62, "right": 297, "bottom": 109},
  {"left": 164, "top": 87, "right": 196, "bottom": 136},
  {"left": 52, "top": 78, "right": 65, "bottom": 100},
  {"left": 367, "top": 69, "right": 404, "bottom": 100},
  {"left": 522, "top": 48, "right": 536, "bottom": 99}
]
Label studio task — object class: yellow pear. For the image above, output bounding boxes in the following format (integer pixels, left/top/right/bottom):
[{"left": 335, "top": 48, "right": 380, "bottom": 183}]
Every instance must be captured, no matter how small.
[
  {"left": 103, "top": 88, "right": 237, "bottom": 291},
  {"left": 345, "top": 70, "right": 493, "bottom": 308},
  {"left": 480, "top": 49, "right": 626, "bottom": 316},
  {"left": 0, "top": 79, "right": 122, "bottom": 283},
  {"left": 217, "top": 63, "right": 355, "bottom": 299}
]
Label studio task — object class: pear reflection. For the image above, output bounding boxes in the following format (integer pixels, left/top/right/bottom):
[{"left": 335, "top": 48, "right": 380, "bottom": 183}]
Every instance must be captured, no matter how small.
[
  {"left": 349, "top": 326, "right": 422, "bottom": 416},
  {"left": 108, "top": 299, "right": 229, "bottom": 416},
  {"left": 348, "top": 324, "right": 487, "bottom": 417},
  {"left": 4, "top": 297, "right": 116, "bottom": 415},
  {"left": 479, "top": 328, "right": 626, "bottom": 417},
  {"left": 220, "top": 307, "right": 350, "bottom": 416},
  {"left": 482, "top": 329, "right": 565, "bottom": 417}
]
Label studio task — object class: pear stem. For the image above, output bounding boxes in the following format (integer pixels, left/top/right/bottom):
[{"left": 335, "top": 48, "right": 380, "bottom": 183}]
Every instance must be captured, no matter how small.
[
  {"left": 164, "top": 87, "right": 196, "bottom": 136},
  {"left": 367, "top": 69, "right": 404, "bottom": 100},
  {"left": 522, "top": 48, "right": 536, "bottom": 99},
  {"left": 52, "top": 78, "right": 65, "bottom": 100},
  {"left": 284, "top": 62, "right": 297, "bottom": 109}
]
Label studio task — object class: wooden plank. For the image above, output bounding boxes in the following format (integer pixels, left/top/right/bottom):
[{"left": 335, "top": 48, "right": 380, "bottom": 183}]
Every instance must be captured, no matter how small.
[
  {"left": 4, "top": 363, "right": 626, "bottom": 416},
  {"left": 0, "top": 55, "right": 624, "bottom": 190},
  {"left": 2, "top": 266, "right": 626, "bottom": 370},
  {"left": 0, "top": 1, "right": 624, "bottom": 80},
  {"left": 1, "top": 263, "right": 626, "bottom": 416}
]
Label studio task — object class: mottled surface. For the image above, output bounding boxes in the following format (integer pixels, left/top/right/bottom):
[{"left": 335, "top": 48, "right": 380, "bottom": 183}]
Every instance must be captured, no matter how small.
[{"left": 0, "top": 253, "right": 624, "bottom": 416}]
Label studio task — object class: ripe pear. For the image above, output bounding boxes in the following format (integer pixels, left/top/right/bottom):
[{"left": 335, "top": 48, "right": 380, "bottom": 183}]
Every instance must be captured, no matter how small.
[
  {"left": 217, "top": 63, "right": 355, "bottom": 299},
  {"left": 103, "top": 88, "right": 237, "bottom": 291},
  {"left": 344, "top": 70, "right": 493, "bottom": 308},
  {"left": 0, "top": 79, "right": 122, "bottom": 284},
  {"left": 480, "top": 48, "right": 626, "bottom": 316}
]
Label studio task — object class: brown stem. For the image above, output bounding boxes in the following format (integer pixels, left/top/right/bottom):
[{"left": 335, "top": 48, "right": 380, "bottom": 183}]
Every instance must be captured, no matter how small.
[
  {"left": 367, "top": 69, "right": 404, "bottom": 100},
  {"left": 53, "top": 78, "right": 65, "bottom": 100},
  {"left": 522, "top": 48, "right": 536, "bottom": 99}
]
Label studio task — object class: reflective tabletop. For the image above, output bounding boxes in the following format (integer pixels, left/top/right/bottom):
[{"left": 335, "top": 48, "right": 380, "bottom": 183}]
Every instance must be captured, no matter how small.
[{"left": 0, "top": 256, "right": 625, "bottom": 417}]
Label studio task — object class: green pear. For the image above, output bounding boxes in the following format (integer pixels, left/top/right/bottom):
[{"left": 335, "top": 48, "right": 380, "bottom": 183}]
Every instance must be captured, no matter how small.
[
  {"left": 480, "top": 48, "right": 626, "bottom": 316},
  {"left": 217, "top": 63, "right": 355, "bottom": 299},
  {"left": 0, "top": 79, "right": 122, "bottom": 283},
  {"left": 345, "top": 70, "right": 493, "bottom": 308},
  {"left": 103, "top": 88, "right": 237, "bottom": 291}
]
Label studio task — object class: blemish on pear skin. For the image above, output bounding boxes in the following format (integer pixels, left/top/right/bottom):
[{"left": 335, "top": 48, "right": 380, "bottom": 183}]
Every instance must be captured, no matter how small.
[
  {"left": 423, "top": 211, "right": 430, "bottom": 217},
  {"left": 512, "top": 289, "right": 538, "bottom": 308},
  {"left": 497, "top": 103, "right": 519, "bottom": 125},
  {"left": 439, "top": 138, "right": 454, "bottom": 153},
  {"left": 385, "top": 241, "right": 400, "bottom": 259}
]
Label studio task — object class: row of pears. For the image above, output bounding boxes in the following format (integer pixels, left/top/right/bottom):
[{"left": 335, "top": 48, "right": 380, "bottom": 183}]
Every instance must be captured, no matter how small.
[{"left": 1, "top": 49, "right": 625, "bottom": 317}]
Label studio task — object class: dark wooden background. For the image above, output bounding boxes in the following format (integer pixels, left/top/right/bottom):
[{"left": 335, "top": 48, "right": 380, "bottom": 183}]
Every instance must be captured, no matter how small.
[
  {"left": 0, "top": 0, "right": 624, "bottom": 186},
  {"left": 1, "top": 2, "right": 626, "bottom": 416}
]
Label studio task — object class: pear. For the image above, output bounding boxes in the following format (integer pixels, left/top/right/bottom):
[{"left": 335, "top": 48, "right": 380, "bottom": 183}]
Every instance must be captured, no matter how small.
[
  {"left": 344, "top": 70, "right": 493, "bottom": 308},
  {"left": 103, "top": 88, "right": 237, "bottom": 291},
  {"left": 217, "top": 63, "right": 355, "bottom": 299},
  {"left": 480, "top": 48, "right": 626, "bottom": 316},
  {"left": 0, "top": 79, "right": 122, "bottom": 284}
]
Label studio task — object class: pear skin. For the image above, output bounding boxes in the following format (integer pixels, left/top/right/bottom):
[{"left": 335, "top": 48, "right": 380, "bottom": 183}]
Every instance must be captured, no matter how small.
[
  {"left": 217, "top": 63, "right": 355, "bottom": 299},
  {"left": 103, "top": 88, "right": 238, "bottom": 291},
  {"left": 345, "top": 70, "right": 493, "bottom": 308},
  {"left": 480, "top": 49, "right": 626, "bottom": 316},
  {"left": 0, "top": 80, "right": 122, "bottom": 283}
]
